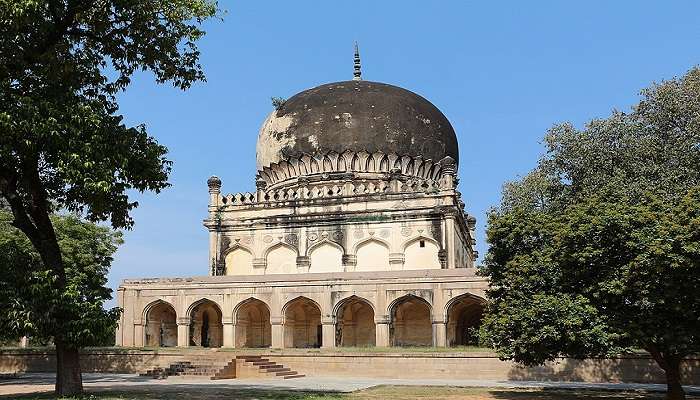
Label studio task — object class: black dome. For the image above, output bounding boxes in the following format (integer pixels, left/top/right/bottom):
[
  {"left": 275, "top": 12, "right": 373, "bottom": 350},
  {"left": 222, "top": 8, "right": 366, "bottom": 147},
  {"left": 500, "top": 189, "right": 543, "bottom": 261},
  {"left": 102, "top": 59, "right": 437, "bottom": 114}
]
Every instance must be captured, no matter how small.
[{"left": 256, "top": 80, "right": 459, "bottom": 171}]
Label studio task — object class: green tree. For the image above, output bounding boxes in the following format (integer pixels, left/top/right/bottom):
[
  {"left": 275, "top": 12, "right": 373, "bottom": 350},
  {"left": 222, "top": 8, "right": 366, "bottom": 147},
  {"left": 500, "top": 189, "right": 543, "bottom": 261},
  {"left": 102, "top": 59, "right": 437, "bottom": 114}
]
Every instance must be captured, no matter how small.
[
  {"left": 0, "top": 0, "right": 219, "bottom": 395},
  {"left": 480, "top": 68, "right": 700, "bottom": 400},
  {"left": 0, "top": 211, "right": 122, "bottom": 352}
]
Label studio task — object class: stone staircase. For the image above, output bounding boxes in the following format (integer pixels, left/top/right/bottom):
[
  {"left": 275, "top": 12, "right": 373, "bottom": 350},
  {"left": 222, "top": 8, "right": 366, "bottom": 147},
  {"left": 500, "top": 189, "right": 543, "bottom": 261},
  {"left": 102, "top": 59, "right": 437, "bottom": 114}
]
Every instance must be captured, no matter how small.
[
  {"left": 232, "top": 355, "right": 305, "bottom": 379},
  {"left": 139, "top": 360, "right": 227, "bottom": 379},
  {"left": 139, "top": 355, "right": 304, "bottom": 380}
]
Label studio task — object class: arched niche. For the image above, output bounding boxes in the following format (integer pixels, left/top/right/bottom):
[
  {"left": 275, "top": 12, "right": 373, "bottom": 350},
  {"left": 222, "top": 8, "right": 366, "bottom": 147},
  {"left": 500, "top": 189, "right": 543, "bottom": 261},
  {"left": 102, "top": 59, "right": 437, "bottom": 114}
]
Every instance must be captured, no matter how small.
[
  {"left": 308, "top": 242, "right": 343, "bottom": 273},
  {"left": 234, "top": 298, "right": 271, "bottom": 348},
  {"left": 144, "top": 300, "right": 177, "bottom": 347},
  {"left": 355, "top": 239, "right": 389, "bottom": 271},
  {"left": 390, "top": 295, "right": 432, "bottom": 347},
  {"left": 225, "top": 246, "right": 254, "bottom": 276},
  {"left": 335, "top": 296, "right": 375, "bottom": 347},
  {"left": 283, "top": 297, "right": 322, "bottom": 348},
  {"left": 188, "top": 299, "right": 223, "bottom": 348},
  {"left": 265, "top": 243, "right": 297, "bottom": 274},
  {"left": 446, "top": 294, "right": 485, "bottom": 347},
  {"left": 403, "top": 237, "right": 440, "bottom": 270}
]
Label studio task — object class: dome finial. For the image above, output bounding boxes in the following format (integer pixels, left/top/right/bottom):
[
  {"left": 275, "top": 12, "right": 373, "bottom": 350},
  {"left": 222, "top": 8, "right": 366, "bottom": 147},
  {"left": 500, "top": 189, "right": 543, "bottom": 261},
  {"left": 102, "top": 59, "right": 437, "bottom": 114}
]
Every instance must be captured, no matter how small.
[{"left": 353, "top": 42, "right": 362, "bottom": 81}]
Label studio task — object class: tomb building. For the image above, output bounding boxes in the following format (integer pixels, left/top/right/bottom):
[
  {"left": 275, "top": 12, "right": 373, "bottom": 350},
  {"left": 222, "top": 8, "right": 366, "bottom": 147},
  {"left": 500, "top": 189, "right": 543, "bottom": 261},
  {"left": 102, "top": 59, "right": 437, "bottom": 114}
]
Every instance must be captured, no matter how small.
[{"left": 116, "top": 48, "right": 488, "bottom": 349}]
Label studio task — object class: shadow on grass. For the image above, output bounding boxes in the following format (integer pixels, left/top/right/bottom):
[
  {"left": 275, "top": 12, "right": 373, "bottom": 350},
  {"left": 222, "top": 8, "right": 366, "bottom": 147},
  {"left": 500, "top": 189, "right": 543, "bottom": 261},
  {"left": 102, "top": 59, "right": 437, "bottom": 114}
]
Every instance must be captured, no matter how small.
[
  {"left": 2, "top": 387, "right": 345, "bottom": 400},
  {"left": 5, "top": 386, "right": 700, "bottom": 400},
  {"left": 488, "top": 388, "right": 698, "bottom": 400}
]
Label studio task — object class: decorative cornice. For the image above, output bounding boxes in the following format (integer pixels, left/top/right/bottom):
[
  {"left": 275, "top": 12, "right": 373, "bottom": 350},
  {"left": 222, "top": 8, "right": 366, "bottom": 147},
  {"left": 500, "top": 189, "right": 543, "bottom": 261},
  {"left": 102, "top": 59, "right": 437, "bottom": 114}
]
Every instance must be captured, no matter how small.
[{"left": 256, "top": 150, "right": 451, "bottom": 188}]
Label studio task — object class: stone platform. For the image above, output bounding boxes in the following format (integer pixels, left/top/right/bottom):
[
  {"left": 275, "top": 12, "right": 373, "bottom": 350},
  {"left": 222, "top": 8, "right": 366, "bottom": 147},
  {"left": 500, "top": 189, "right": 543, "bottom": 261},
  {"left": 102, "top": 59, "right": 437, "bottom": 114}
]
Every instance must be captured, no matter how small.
[{"left": 1, "top": 348, "right": 698, "bottom": 385}]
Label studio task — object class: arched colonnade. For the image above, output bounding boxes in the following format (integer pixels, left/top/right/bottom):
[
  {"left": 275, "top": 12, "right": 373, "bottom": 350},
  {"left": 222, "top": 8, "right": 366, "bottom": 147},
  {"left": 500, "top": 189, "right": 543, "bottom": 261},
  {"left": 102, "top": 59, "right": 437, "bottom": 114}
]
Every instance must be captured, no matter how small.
[{"left": 141, "top": 293, "right": 484, "bottom": 349}]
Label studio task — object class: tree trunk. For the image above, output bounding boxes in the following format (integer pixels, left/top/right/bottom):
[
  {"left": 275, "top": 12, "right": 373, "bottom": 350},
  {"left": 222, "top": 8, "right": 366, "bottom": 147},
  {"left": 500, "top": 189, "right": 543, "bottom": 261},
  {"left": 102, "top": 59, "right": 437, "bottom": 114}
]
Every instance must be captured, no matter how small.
[
  {"left": 55, "top": 342, "right": 83, "bottom": 396},
  {"left": 647, "top": 346, "right": 686, "bottom": 400},
  {"left": 664, "top": 358, "right": 685, "bottom": 400}
]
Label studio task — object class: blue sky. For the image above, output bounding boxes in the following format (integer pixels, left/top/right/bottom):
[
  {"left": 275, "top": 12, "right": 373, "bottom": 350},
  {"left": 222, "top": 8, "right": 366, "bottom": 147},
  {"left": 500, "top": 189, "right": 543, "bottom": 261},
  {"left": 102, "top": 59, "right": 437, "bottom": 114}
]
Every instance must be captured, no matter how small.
[{"left": 108, "top": 0, "right": 700, "bottom": 304}]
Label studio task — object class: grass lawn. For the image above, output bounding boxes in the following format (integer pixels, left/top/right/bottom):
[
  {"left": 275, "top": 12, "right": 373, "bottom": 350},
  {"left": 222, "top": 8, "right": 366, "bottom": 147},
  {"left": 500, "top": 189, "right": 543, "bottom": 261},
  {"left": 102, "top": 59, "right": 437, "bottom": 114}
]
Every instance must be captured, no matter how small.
[{"left": 6, "top": 386, "right": 698, "bottom": 400}]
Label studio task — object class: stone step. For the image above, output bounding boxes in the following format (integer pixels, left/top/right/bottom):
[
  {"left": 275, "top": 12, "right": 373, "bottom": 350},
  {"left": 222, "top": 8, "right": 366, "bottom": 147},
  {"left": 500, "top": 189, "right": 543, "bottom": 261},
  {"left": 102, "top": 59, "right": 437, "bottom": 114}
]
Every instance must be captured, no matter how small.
[
  {"left": 283, "top": 373, "right": 305, "bottom": 379},
  {"left": 276, "top": 370, "right": 299, "bottom": 376},
  {"left": 258, "top": 363, "right": 282, "bottom": 369},
  {"left": 263, "top": 367, "right": 290, "bottom": 373}
]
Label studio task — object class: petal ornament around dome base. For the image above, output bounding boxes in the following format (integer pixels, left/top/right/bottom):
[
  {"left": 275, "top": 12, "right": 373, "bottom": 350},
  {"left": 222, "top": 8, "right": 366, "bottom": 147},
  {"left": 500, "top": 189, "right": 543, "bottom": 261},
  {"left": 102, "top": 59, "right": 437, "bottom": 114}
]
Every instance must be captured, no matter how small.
[{"left": 257, "top": 150, "right": 454, "bottom": 189}]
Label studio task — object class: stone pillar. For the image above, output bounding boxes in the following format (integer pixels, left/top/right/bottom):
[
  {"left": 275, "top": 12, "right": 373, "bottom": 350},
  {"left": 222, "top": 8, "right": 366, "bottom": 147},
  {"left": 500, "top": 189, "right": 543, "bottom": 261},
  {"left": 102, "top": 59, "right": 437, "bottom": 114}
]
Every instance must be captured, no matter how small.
[
  {"left": 438, "top": 156, "right": 457, "bottom": 190},
  {"left": 134, "top": 321, "right": 144, "bottom": 347},
  {"left": 296, "top": 256, "right": 310, "bottom": 273},
  {"left": 177, "top": 319, "right": 189, "bottom": 347},
  {"left": 375, "top": 316, "right": 390, "bottom": 347},
  {"left": 255, "top": 177, "right": 267, "bottom": 202},
  {"left": 233, "top": 323, "right": 242, "bottom": 348},
  {"left": 445, "top": 215, "right": 457, "bottom": 269},
  {"left": 342, "top": 254, "right": 357, "bottom": 272},
  {"left": 433, "top": 320, "right": 447, "bottom": 347},
  {"left": 223, "top": 322, "right": 234, "bottom": 348},
  {"left": 207, "top": 176, "right": 222, "bottom": 276},
  {"left": 321, "top": 319, "right": 335, "bottom": 348},
  {"left": 271, "top": 318, "right": 284, "bottom": 348},
  {"left": 115, "top": 288, "right": 125, "bottom": 346},
  {"left": 389, "top": 253, "right": 404, "bottom": 271}
]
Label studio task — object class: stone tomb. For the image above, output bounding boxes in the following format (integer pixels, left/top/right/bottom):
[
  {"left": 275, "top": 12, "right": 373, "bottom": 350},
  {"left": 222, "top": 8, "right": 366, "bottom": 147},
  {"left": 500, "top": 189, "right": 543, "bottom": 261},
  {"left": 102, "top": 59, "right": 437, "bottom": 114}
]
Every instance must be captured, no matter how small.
[{"left": 117, "top": 67, "right": 488, "bottom": 350}]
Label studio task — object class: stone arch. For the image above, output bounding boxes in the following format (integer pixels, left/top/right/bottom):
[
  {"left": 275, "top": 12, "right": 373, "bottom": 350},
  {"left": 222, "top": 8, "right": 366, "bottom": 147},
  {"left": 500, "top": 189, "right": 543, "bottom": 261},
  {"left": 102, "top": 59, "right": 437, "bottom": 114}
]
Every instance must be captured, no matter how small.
[
  {"left": 282, "top": 296, "right": 322, "bottom": 348},
  {"left": 224, "top": 245, "right": 254, "bottom": 275},
  {"left": 354, "top": 238, "right": 390, "bottom": 271},
  {"left": 187, "top": 298, "right": 223, "bottom": 348},
  {"left": 445, "top": 293, "right": 486, "bottom": 347},
  {"left": 264, "top": 242, "right": 298, "bottom": 274},
  {"left": 389, "top": 295, "right": 433, "bottom": 347},
  {"left": 143, "top": 300, "right": 177, "bottom": 347},
  {"left": 233, "top": 298, "right": 271, "bottom": 348},
  {"left": 334, "top": 296, "right": 375, "bottom": 347},
  {"left": 308, "top": 240, "right": 344, "bottom": 273},
  {"left": 402, "top": 236, "right": 441, "bottom": 270}
]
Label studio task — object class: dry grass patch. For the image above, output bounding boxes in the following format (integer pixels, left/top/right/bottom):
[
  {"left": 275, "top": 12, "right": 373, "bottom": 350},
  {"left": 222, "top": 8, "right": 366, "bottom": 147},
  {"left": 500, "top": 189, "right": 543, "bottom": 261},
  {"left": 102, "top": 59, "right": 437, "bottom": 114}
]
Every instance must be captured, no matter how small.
[{"left": 5, "top": 386, "right": 699, "bottom": 400}]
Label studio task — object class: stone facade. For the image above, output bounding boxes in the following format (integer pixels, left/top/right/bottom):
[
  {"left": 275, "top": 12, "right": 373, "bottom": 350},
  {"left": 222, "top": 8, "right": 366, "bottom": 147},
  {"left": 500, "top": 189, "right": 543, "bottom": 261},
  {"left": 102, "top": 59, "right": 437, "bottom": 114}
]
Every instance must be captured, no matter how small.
[
  {"left": 116, "top": 270, "right": 487, "bottom": 349},
  {"left": 116, "top": 75, "right": 489, "bottom": 350}
]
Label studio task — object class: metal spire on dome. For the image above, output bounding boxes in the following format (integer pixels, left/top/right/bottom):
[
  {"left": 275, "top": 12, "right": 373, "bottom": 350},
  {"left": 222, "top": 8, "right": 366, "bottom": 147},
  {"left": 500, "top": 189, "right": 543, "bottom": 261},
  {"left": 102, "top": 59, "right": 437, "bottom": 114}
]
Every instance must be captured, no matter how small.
[{"left": 353, "top": 42, "right": 362, "bottom": 81}]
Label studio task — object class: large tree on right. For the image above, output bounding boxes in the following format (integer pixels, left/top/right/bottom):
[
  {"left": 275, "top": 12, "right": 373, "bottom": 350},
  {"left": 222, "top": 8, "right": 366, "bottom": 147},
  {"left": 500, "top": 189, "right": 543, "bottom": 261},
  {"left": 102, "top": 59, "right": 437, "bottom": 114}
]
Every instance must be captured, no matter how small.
[{"left": 480, "top": 67, "right": 700, "bottom": 400}]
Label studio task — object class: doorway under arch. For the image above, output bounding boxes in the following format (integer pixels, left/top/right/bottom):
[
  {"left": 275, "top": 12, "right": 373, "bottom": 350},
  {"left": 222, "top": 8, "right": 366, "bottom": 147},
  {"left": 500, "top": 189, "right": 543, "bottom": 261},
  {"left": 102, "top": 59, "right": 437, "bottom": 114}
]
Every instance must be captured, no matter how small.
[
  {"left": 283, "top": 297, "right": 322, "bottom": 348},
  {"left": 446, "top": 295, "right": 485, "bottom": 346},
  {"left": 390, "top": 296, "right": 432, "bottom": 347},
  {"left": 144, "top": 301, "right": 177, "bottom": 347},
  {"left": 189, "top": 300, "right": 223, "bottom": 348},
  {"left": 335, "top": 297, "right": 375, "bottom": 347},
  {"left": 235, "top": 299, "right": 272, "bottom": 348}
]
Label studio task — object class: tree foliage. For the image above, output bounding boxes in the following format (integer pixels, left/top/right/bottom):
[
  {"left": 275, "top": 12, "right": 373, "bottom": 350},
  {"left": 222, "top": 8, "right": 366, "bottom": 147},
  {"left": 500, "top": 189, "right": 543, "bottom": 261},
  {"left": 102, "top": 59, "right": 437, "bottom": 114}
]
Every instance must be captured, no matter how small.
[
  {"left": 0, "top": 0, "right": 219, "bottom": 394},
  {"left": 0, "top": 211, "right": 122, "bottom": 347},
  {"left": 480, "top": 68, "right": 700, "bottom": 400}
]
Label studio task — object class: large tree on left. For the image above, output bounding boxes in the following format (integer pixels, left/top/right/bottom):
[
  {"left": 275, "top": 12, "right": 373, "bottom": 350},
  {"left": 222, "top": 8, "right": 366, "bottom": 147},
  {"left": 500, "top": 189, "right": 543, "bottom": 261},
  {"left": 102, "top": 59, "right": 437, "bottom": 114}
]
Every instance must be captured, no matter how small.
[{"left": 0, "top": 0, "right": 219, "bottom": 395}]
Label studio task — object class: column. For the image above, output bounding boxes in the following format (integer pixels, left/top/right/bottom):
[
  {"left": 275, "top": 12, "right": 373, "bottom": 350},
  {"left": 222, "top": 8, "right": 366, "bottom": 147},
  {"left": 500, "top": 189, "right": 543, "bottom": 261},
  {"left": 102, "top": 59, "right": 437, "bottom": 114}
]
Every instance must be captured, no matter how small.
[
  {"left": 223, "top": 321, "right": 234, "bottom": 348},
  {"left": 232, "top": 323, "right": 242, "bottom": 348},
  {"left": 445, "top": 215, "right": 457, "bottom": 269},
  {"left": 271, "top": 317, "right": 284, "bottom": 348},
  {"left": 115, "top": 288, "right": 125, "bottom": 346},
  {"left": 321, "top": 319, "right": 335, "bottom": 349},
  {"left": 133, "top": 321, "right": 144, "bottom": 347},
  {"left": 177, "top": 318, "right": 189, "bottom": 347},
  {"left": 433, "top": 320, "right": 447, "bottom": 347},
  {"left": 375, "top": 316, "right": 390, "bottom": 347}
]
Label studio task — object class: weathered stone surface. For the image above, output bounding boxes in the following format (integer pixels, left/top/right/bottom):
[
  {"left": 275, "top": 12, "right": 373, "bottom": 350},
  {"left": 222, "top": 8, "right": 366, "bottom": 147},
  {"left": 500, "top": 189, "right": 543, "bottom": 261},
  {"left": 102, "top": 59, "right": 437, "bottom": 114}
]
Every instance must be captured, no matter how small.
[
  {"left": 118, "top": 74, "right": 481, "bottom": 355},
  {"left": 256, "top": 81, "right": 459, "bottom": 171}
]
